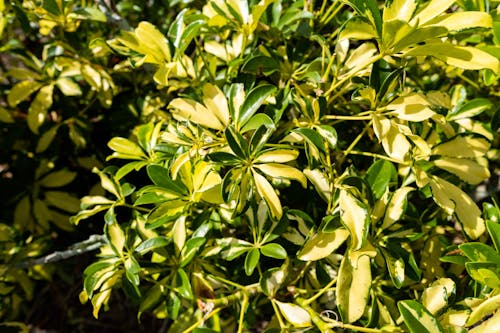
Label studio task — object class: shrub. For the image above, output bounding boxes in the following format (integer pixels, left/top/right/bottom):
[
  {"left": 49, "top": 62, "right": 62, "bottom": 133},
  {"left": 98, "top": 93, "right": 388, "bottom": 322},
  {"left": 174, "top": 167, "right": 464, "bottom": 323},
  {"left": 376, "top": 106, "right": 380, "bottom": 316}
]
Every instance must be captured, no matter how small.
[{"left": 1, "top": 1, "right": 500, "bottom": 332}]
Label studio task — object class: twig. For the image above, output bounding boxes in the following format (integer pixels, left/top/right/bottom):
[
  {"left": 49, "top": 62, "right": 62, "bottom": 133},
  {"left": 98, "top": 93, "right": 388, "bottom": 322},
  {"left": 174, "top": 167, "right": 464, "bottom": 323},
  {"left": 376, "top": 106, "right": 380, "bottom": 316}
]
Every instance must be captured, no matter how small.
[{"left": 14, "top": 234, "right": 106, "bottom": 269}]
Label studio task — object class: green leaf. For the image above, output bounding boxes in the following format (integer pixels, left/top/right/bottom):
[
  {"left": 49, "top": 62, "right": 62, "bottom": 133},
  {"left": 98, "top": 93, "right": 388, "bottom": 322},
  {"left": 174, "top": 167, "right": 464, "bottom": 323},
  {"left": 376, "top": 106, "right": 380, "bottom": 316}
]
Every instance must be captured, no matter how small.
[
  {"left": 241, "top": 113, "right": 275, "bottom": 133},
  {"left": 147, "top": 164, "right": 187, "bottom": 195},
  {"left": 135, "top": 237, "right": 168, "bottom": 254},
  {"left": 244, "top": 248, "right": 260, "bottom": 276},
  {"left": 225, "top": 126, "right": 248, "bottom": 159},
  {"left": 174, "top": 268, "right": 193, "bottom": 300},
  {"left": 465, "top": 262, "right": 500, "bottom": 289},
  {"left": 176, "top": 19, "right": 205, "bottom": 57},
  {"left": 71, "top": 7, "right": 107, "bottom": 22},
  {"left": 180, "top": 237, "right": 206, "bottom": 267},
  {"left": 448, "top": 98, "right": 492, "bottom": 121},
  {"left": 260, "top": 243, "right": 287, "bottom": 259},
  {"left": 40, "top": 170, "right": 77, "bottom": 188},
  {"left": 398, "top": 300, "right": 444, "bottom": 333},
  {"left": 138, "top": 284, "right": 164, "bottom": 319},
  {"left": 339, "top": 16, "right": 378, "bottom": 41},
  {"left": 44, "top": 191, "right": 80, "bottom": 213},
  {"left": 486, "top": 221, "right": 500, "bottom": 252},
  {"left": 0, "top": 106, "right": 14, "bottom": 123},
  {"left": 124, "top": 256, "right": 141, "bottom": 286},
  {"left": 238, "top": 85, "right": 276, "bottom": 128},
  {"left": 381, "top": 247, "right": 405, "bottom": 289},
  {"left": 36, "top": 125, "right": 60, "bottom": 153},
  {"left": 347, "top": 0, "right": 382, "bottom": 35},
  {"left": 405, "top": 43, "right": 499, "bottom": 73},
  {"left": 293, "top": 127, "right": 326, "bottom": 154},
  {"left": 242, "top": 55, "right": 280, "bottom": 75},
  {"left": 365, "top": 159, "right": 396, "bottom": 199},
  {"left": 459, "top": 242, "right": 500, "bottom": 262}
]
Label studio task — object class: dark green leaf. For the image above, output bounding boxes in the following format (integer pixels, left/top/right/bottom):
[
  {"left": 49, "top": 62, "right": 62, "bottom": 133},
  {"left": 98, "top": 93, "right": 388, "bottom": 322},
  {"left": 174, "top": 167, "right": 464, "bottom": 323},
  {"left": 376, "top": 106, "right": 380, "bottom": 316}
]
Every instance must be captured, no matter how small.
[
  {"left": 147, "top": 164, "right": 187, "bottom": 195},
  {"left": 465, "top": 262, "right": 500, "bottom": 289},
  {"left": 245, "top": 248, "right": 260, "bottom": 276},
  {"left": 260, "top": 243, "right": 287, "bottom": 259},
  {"left": 365, "top": 159, "right": 396, "bottom": 199},
  {"left": 135, "top": 237, "right": 168, "bottom": 254},
  {"left": 293, "top": 127, "right": 326, "bottom": 153},
  {"left": 225, "top": 126, "right": 248, "bottom": 159},
  {"left": 238, "top": 85, "right": 276, "bottom": 128},
  {"left": 242, "top": 55, "right": 280, "bottom": 75},
  {"left": 175, "top": 268, "right": 193, "bottom": 300}
]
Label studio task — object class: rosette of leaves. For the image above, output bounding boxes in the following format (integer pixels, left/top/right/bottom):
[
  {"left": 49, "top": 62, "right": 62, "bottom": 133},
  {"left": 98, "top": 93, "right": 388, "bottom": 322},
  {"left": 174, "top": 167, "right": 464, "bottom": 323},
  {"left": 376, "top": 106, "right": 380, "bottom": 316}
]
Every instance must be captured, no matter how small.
[{"left": 70, "top": 0, "right": 500, "bottom": 332}]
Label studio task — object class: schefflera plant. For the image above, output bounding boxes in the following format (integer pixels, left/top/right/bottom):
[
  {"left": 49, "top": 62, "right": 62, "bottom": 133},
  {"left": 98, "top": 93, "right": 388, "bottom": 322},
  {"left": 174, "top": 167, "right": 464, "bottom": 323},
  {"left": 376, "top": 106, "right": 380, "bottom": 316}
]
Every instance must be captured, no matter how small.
[{"left": 73, "top": 0, "right": 500, "bottom": 332}]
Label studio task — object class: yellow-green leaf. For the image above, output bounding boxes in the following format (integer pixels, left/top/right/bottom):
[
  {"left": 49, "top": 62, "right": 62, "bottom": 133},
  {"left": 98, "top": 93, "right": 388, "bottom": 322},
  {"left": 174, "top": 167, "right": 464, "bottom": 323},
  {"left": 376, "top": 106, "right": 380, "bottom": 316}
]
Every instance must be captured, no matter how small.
[
  {"left": 303, "top": 168, "right": 331, "bottom": 202},
  {"left": 40, "top": 169, "right": 77, "bottom": 188},
  {"left": 7, "top": 80, "right": 42, "bottom": 107},
  {"left": 467, "top": 294, "right": 500, "bottom": 326},
  {"left": 27, "top": 84, "right": 54, "bottom": 134},
  {"left": 373, "top": 115, "right": 411, "bottom": 162},
  {"left": 405, "top": 43, "right": 499, "bottom": 73},
  {"left": 254, "top": 163, "right": 307, "bottom": 188},
  {"left": 169, "top": 98, "right": 224, "bottom": 130},
  {"left": 409, "top": 0, "right": 455, "bottom": 26},
  {"left": 172, "top": 217, "right": 186, "bottom": 256},
  {"left": 108, "top": 137, "right": 147, "bottom": 159},
  {"left": 340, "top": 189, "right": 370, "bottom": 251},
  {"left": 431, "top": 135, "right": 490, "bottom": 158},
  {"left": 0, "top": 106, "right": 14, "bottom": 123},
  {"left": 421, "top": 278, "right": 455, "bottom": 315},
  {"left": 253, "top": 170, "right": 282, "bottom": 220},
  {"left": 429, "top": 177, "right": 485, "bottom": 239},
  {"left": 423, "top": 12, "right": 492, "bottom": 32},
  {"left": 383, "top": 0, "right": 417, "bottom": 23},
  {"left": 202, "top": 83, "right": 230, "bottom": 127},
  {"left": 297, "top": 228, "right": 349, "bottom": 261},
  {"left": 386, "top": 93, "right": 435, "bottom": 121},
  {"left": 45, "top": 191, "right": 81, "bottom": 213},
  {"left": 274, "top": 301, "right": 312, "bottom": 328},
  {"left": 336, "top": 252, "right": 372, "bottom": 323},
  {"left": 380, "top": 187, "right": 414, "bottom": 230},
  {"left": 56, "top": 77, "right": 82, "bottom": 96},
  {"left": 433, "top": 157, "right": 490, "bottom": 185},
  {"left": 469, "top": 311, "right": 500, "bottom": 333},
  {"left": 107, "top": 222, "right": 125, "bottom": 256},
  {"left": 255, "top": 149, "right": 299, "bottom": 163}
]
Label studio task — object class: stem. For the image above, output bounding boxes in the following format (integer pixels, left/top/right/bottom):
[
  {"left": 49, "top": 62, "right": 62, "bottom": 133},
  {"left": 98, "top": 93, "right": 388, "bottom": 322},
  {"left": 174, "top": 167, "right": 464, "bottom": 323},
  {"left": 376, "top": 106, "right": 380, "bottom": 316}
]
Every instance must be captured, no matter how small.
[
  {"left": 237, "top": 293, "right": 249, "bottom": 333},
  {"left": 271, "top": 300, "right": 286, "bottom": 329},
  {"left": 14, "top": 234, "right": 106, "bottom": 269},
  {"left": 338, "top": 120, "right": 373, "bottom": 169},
  {"left": 184, "top": 308, "right": 222, "bottom": 333},
  {"left": 322, "top": 114, "right": 373, "bottom": 121},
  {"left": 325, "top": 53, "right": 385, "bottom": 99},
  {"left": 303, "top": 277, "right": 337, "bottom": 306},
  {"left": 348, "top": 150, "right": 408, "bottom": 165},
  {"left": 295, "top": 297, "right": 334, "bottom": 333}
]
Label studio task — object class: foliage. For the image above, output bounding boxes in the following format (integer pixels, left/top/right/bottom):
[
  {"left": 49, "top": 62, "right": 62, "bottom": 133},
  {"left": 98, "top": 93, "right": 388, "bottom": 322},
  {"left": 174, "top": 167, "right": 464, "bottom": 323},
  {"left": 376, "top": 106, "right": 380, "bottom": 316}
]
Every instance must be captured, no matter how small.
[{"left": 1, "top": 0, "right": 500, "bottom": 332}]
